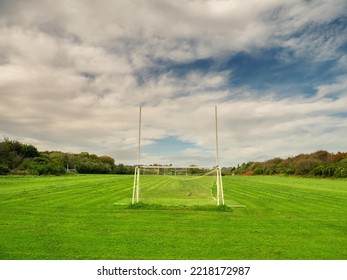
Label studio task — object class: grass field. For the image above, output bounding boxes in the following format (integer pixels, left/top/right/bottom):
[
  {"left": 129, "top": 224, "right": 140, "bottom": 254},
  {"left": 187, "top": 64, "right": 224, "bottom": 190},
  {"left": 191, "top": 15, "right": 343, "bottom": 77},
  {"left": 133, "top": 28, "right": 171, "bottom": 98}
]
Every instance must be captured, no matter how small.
[
  {"left": 138, "top": 173, "right": 226, "bottom": 206},
  {"left": 0, "top": 175, "right": 346, "bottom": 260}
]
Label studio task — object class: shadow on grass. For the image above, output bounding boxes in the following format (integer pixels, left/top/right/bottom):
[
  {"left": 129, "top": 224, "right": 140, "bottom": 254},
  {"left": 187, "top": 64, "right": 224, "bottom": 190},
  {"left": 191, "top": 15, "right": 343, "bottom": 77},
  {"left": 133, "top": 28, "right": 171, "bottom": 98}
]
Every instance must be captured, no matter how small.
[{"left": 126, "top": 202, "right": 233, "bottom": 212}]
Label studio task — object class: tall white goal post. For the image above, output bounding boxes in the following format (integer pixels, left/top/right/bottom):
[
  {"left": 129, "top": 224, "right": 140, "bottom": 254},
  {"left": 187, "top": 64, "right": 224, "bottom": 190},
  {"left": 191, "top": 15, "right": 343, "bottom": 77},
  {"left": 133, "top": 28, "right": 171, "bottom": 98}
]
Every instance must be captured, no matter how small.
[{"left": 132, "top": 106, "right": 224, "bottom": 206}]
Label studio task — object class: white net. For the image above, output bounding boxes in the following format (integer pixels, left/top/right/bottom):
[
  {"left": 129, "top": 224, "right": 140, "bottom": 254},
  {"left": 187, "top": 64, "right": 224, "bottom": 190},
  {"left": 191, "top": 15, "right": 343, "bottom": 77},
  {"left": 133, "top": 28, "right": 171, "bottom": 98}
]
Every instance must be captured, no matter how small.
[{"left": 132, "top": 166, "right": 224, "bottom": 206}]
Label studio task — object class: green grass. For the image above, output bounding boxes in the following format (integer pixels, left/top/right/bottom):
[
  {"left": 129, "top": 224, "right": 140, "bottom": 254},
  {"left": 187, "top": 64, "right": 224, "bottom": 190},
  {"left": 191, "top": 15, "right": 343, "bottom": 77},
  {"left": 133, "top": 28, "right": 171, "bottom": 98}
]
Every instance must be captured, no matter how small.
[
  {"left": 0, "top": 175, "right": 346, "bottom": 260},
  {"left": 139, "top": 174, "right": 222, "bottom": 206}
]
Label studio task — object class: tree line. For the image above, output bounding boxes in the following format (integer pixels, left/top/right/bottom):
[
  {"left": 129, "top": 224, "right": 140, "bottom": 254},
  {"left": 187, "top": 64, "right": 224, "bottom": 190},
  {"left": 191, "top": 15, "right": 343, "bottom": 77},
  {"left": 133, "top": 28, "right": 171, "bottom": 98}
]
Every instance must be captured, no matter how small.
[
  {"left": 0, "top": 138, "right": 134, "bottom": 175},
  {"left": 2, "top": 138, "right": 347, "bottom": 178},
  {"left": 230, "top": 150, "right": 347, "bottom": 178}
]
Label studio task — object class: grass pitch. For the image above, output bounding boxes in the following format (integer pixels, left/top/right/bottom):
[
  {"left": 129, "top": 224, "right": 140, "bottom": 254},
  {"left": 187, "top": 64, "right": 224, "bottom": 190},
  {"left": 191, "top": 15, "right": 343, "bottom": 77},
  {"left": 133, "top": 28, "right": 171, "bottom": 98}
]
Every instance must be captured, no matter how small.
[
  {"left": 0, "top": 175, "right": 346, "bottom": 260},
  {"left": 138, "top": 174, "right": 225, "bottom": 206}
]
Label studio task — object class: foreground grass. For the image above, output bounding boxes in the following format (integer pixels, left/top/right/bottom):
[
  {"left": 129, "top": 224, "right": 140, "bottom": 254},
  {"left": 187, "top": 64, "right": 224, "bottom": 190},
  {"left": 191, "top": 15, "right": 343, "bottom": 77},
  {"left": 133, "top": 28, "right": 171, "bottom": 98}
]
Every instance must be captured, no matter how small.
[{"left": 0, "top": 175, "right": 346, "bottom": 260}]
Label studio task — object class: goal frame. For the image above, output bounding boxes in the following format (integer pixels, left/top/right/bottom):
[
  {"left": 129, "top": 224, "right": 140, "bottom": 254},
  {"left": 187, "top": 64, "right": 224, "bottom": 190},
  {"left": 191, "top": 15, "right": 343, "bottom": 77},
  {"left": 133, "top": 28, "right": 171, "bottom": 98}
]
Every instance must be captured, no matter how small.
[
  {"left": 131, "top": 106, "right": 225, "bottom": 206},
  {"left": 132, "top": 165, "right": 224, "bottom": 205}
]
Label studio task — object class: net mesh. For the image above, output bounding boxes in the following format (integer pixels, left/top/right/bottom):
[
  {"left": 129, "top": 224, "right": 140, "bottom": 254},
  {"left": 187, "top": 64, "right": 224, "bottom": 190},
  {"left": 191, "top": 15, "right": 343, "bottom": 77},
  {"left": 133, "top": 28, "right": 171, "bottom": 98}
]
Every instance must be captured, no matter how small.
[{"left": 136, "top": 167, "right": 218, "bottom": 206}]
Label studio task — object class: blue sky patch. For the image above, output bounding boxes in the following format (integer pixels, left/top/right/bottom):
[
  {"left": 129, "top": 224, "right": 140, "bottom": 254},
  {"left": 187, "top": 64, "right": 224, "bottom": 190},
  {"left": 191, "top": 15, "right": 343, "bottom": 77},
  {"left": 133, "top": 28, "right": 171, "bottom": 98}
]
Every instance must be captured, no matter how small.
[{"left": 142, "top": 136, "right": 196, "bottom": 156}]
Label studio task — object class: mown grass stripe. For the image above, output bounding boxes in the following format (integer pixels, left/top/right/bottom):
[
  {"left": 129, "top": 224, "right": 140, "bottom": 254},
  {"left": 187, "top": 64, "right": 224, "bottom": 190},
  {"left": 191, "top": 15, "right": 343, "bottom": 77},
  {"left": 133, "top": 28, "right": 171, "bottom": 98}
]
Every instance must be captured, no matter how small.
[{"left": 0, "top": 175, "right": 346, "bottom": 260}]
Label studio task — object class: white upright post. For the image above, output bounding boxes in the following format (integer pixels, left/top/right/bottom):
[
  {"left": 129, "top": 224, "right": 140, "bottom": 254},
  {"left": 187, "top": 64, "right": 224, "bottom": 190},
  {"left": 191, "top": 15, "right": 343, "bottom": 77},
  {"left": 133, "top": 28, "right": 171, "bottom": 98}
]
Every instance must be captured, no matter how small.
[
  {"left": 132, "top": 106, "right": 142, "bottom": 204},
  {"left": 138, "top": 106, "right": 142, "bottom": 166},
  {"left": 137, "top": 106, "right": 142, "bottom": 203},
  {"left": 217, "top": 170, "right": 220, "bottom": 205},
  {"left": 215, "top": 106, "right": 224, "bottom": 205},
  {"left": 132, "top": 166, "right": 137, "bottom": 204},
  {"left": 215, "top": 106, "right": 219, "bottom": 167},
  {"left": 136, "top": 167, "right": 140, "bottom": 203}
]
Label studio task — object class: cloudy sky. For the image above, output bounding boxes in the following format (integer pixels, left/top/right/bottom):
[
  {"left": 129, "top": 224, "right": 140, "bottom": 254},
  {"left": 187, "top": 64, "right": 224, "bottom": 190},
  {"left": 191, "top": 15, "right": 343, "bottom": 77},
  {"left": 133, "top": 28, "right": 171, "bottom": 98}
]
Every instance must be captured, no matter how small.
[{"left": 1, "top": 0, "right": 347, "bottom": 167}]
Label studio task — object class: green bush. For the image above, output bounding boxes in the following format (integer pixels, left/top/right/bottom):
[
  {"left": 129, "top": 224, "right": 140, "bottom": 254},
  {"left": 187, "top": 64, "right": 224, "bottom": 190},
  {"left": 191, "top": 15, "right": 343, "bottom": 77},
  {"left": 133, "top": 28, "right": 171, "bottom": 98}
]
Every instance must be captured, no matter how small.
[{"left": 0, "top": 164, "right": 10, "bottom": 175}]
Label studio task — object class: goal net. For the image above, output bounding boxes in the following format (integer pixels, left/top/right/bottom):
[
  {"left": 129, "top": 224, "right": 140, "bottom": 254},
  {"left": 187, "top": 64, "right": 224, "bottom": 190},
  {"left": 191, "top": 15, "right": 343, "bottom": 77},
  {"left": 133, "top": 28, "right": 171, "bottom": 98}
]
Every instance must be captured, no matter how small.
[{"left": 132, "top": 166, "right": 224, "bottom": 206}]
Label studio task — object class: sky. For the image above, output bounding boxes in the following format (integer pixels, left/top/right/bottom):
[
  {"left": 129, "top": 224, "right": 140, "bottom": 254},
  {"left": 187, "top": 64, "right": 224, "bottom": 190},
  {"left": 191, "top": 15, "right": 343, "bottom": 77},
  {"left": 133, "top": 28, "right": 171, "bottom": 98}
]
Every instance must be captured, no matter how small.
[{"left": 0, "top": 0, "right": 347, "bottom": 167}]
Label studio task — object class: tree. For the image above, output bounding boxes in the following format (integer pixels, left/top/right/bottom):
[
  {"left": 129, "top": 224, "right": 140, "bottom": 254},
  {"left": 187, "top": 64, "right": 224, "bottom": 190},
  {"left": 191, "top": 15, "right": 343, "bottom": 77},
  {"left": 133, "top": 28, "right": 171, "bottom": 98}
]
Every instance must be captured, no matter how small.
[
  {"left": 21, "top": 144, "right": 39, "bottom": 158},
  {"left": 232, "top": 150, "right": 347, "bottom": 177},
  {"left": 99, "top": 156, "right": 115, "bottom": 166},
  {"left": 295, "top": 158, "right": 320, "bottom": 175},
  {"left": 0, "top": 141, "right": 10, "bottom": 159},
  {"left": 0, "top": 164, "right": 10, "bottom": 175}
]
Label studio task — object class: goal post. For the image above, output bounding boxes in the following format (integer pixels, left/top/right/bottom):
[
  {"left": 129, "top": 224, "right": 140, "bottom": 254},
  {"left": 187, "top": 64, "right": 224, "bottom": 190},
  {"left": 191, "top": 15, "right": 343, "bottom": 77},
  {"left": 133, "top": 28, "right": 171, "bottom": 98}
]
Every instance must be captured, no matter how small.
[
  {"left": 216, "top": 166, "right": 224, "bottom": 205},
  {"left": 132, "top": 165, "right": 224, "bottom": 206},
  {"left": 132, "top": 166, "right": 140, "bottom": 204},
  {"left": 131, "top": 105, "right": 225, "bottom": 206}
]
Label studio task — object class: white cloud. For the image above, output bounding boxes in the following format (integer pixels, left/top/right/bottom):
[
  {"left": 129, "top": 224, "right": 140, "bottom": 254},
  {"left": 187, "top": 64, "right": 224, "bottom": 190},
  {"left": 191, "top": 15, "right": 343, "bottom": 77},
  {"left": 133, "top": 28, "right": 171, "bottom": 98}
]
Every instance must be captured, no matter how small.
[
  {"left": 0, "top": 0, "right": 346, "bottom": 166},
  {"left": 217, "top": 82, "right": 347, "bottom": 165}
]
